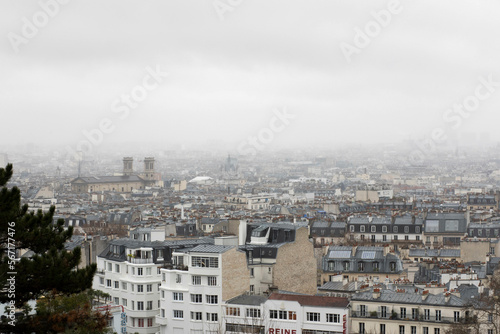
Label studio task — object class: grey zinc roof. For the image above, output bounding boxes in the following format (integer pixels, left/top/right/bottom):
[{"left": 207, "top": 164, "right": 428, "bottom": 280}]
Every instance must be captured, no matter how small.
[
  {"left": 331, "top": 222, "right": 346, "bottom": 228},
  {"left": 312, "top": 221, "right": 330, "bottom": 228},
  {"left": 189, "top": 244, "right": 235, "bottom": 254},
  {"left": 349, "top": 217, "right": 370, "bottom": 224},
  {"left": 227, "top": 294, "right": 268, "bottom": 306},
  {"left": 72, "top": 175, "right": 146, "bottom": 184},
  {"left": 352, "top": 289, "right": 465, "bottom": 307},
  {"left": 371, "top": 217, "right": 391, "bottom": 224},
  {"left": 319, "top": 281, "right": 358, "bottom": 292},
  {"left": 394, "top": 217, "right": 412, "bottom": 225}
]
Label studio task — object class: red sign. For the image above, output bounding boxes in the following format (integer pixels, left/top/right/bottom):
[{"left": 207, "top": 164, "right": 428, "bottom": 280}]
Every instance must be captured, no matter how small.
[{"left": 269, "top": 329, "right": 296, "bottom": 334}]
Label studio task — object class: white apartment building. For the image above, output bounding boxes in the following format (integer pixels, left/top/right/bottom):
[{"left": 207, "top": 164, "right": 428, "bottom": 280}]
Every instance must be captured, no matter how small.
[
  {"left": 93, "top": 228, "right": 211, "bottom": 334},
  {"left": 157, "top": 244, "right": 249, "bottom": 334},
  {"left": 222, "top": 293, "right": 350, "bottom": 334}
]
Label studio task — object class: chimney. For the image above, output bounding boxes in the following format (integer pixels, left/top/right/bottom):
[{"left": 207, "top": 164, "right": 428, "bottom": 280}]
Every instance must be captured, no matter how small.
[
  {"left": 444, "top": 292, "right": 450, "bottom": 303},
  {"left": 422, "top": 290, "right": 429, "bottom": 301},
  {"left": 372, "top": 288, "right": 381, "bottom": 299}
]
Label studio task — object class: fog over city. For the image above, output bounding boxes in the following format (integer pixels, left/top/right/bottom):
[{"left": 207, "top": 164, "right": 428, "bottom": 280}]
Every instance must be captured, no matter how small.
[{"left": 2, "top": 0, "right": 500, "bottom": 154}]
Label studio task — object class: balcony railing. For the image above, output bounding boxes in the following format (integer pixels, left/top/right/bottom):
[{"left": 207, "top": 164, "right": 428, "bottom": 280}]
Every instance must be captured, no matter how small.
[
  {"left": 128, "top": 257, "right": 153, "bottom": 264},
  {"left": 162, "top": 263, "right": 189, "bottom": 271},
  {"left": 351, "top": 312, "right": 464, "bottom": 324}
]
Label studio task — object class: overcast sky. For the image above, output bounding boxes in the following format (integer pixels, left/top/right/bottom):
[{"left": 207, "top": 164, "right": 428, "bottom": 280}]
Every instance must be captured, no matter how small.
[{"left": 1, "top": 0, "right": 500, "bottom": 153}]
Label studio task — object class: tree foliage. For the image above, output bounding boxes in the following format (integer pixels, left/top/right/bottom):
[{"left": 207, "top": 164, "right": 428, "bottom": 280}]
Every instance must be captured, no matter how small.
[{"left": 0, "top": 164, "right": 97, "bottom": 331}]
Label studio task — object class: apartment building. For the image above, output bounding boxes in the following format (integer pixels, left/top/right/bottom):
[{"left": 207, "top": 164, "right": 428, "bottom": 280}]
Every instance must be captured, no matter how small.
[
  {"left": 321, "top": 246, "right": 405, "bottom": 283},
  {"left": 156, "top": 243, "right": 249, "bottom": 334},
  {"left": 423, "top": 213, "right": 467, "bottom": 248},
  {"left": 93, "top": 228, "right": 211, "bottom": 334},
  {"left": 241, "top": 223, "right": 317, "bottom": 295},
  {"left": 347, "top": 216, "right": 423, "bottom": 245},
  {"left": 222, "top": 293, "right": 350, "bottom": 334},
  {"left": 351, "top": 289, "right": 467, "bottom": 334}
]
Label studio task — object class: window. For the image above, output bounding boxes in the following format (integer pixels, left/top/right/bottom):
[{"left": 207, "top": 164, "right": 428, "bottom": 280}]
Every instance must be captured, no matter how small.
[
  {"left": 454, "top": 311, "right": 460, "bottom": 322},
  {"left": 192, "top": 256, "right": 219, "bottom": 268},
  {"left": 176, "top": 274, "right": 182, "bottom": 283},
  {"left": 173, "top": 310, "right": 183, "bottom": 319},
  {"left": 122, "top": 298, "right": 127, "bottom": 306},
  {"left": 192, "top": 276, "right": 201, "bottom": 285},
  {"left": 343, "top": 261, "right": 350, "bottom": 271},
  {"left": 359, "top": 305, "right": 366, "bottom": 317},
  {"left": 435, "top": 310, "right": 441, "bottom": 321},
  {"left": 488, "top": 313, "right": 493, "bottom": 322},
  {"left": 350, "top": 225, "right": 355, "bottom": 232},
  {"left": 424, "top": 309, "right": 430, "bottom": 321},
  {"left": 137, "top": 301, "right": 144, "bottom": 310},
  {"left": 206, "top": 295, "right": 218, "bottom": 304},
  {"left": 173, "top": 292, "right": 183, "bottom": 301},
  {"left": 401, "top": 307, "right": 407, "bottom": 319},
  {"left": 423, "top": 328, "right": 428, "bottom": 334},
  {"left": 371, "top": 225, "right": 376, "bottom": 233},
  {"left": 122, "top": 282, "right": 127, "bottom": 290},
  {"left": 380, "top": 306, "right": 387, "bottom": 318},
  {"left": 99, "top": 277, "right": 104, "bottom": 285},
  {"left": 383, "top": 235, "right": 387, "bottom": 241},
  {"left": 138, "top": 319, "right": 144, "bottom": 327},
  {"left": 411, "top": 326, "right": 416, "bottom": 334},
  {"left": 208, "top": 276, "right": 217, "bottom": 286},
  {"left": 270, "top": 310, "right": 278, "bottom": 319},
  {"left": 246, "top": 308, "right": 260, "bottom": 318},
  {"left": 147, "top": 318, "right": 153, "bottom": 327},
  {"left": 412, "top": 308, "right": 418, "bottom": 320},
  {"left": 279, "top": 310, "right": 287, "bottom": 320},
  {"left": 161, "top": 309, "right": 165, "bottom": 317},
  {"left": 358, "top": 262, "right": 365, "bottom": 272},
  {"left": 250, "top": 268, "right": 254, "bottom": 277},
  {"left": 399, "top": 325, "right": 405, "bottom": 334},
  {"left": 137, "top": 285, "right": 144, "bottom": 293},
  {"left": 359, "top": 323, "right": 365, "bottom": 334},
  {"left": 416, "top": 226, "right": 420, "bottom": 233},
  {"left": 115, "top": 264, "right": 120, "bottom": 273},
  {"left": 394, "top": 226, "right": 398, "bottom": 233},
  {"left": 137, "top": 268, "right": 143, "bottom": 276},
  {"left": 394, "top": 235, "right": 398, "bottom": 241},
  {"left": 390, "top": 262, "right": 396, "bottom": 272},
  {"left": 382, "top": 226, "right": 387, "bottom": 233},
  {"left": 207, "top": 313, "right": 218, "bottom": 322},
  {"left": 307, "top": 312, "right": 320, "bottom": 322},
  {"left": 404, "top": 226, "right": 409, "bottom": 233},
  {"left": 288, "top": 311, "right": 297, "bottom": 320},
  {"left": 114, "top": 281, "right": 119, "bottom": 289},
  {"left": 191, "top": 312, "right": 203, "bottom": 321},
  {"left": 106, "top": 279, "right": 111, "bottom": 287},
  {"left": 227, "top": 307, "right": 240, "bottom": 316},
  {"left": 147, "top": 284, "right": 152, "bottom": 292},
  {"left": 147, "top": 301, "right": 153, "bottom": 310},
  {"left": 434, "top": 329, "right": 440, "bottom": 334},
  {"left": 250, "top": 285, "right": 254, "bottom": 293},
  {"left": 405, "top": 235, "right": 409, "bottom": 240},
  {"left": 191, "top": 294, "right": 202, "bottom": 303},
  {"left": 360, "top": 225, "right": 365, "bottom": 233},
  {"left": 380, "top": 324, "right": 386, "bottom": 334},
  {"left": 326, "top": 313, "right": 340, "bottom": 323},
  {"left": 114, "top": 297, "right": 119, "bottom": 305}
]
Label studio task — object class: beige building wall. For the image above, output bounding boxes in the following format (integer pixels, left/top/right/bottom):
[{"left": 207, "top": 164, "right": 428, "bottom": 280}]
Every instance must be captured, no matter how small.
[
  {"left": 461, "top": 239, "right": 500, "bottom": 263},
  {"left": 221, "top": 248, "right": 250, "bottom": 301},
  {"left": 273, "top": 227, "right": 317, "bottom": 295}
]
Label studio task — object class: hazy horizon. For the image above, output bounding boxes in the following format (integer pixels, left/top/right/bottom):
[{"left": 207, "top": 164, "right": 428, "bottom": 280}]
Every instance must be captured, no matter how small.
[{"left": 2, "top": 0, "right": 500, "bottom": 155}]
